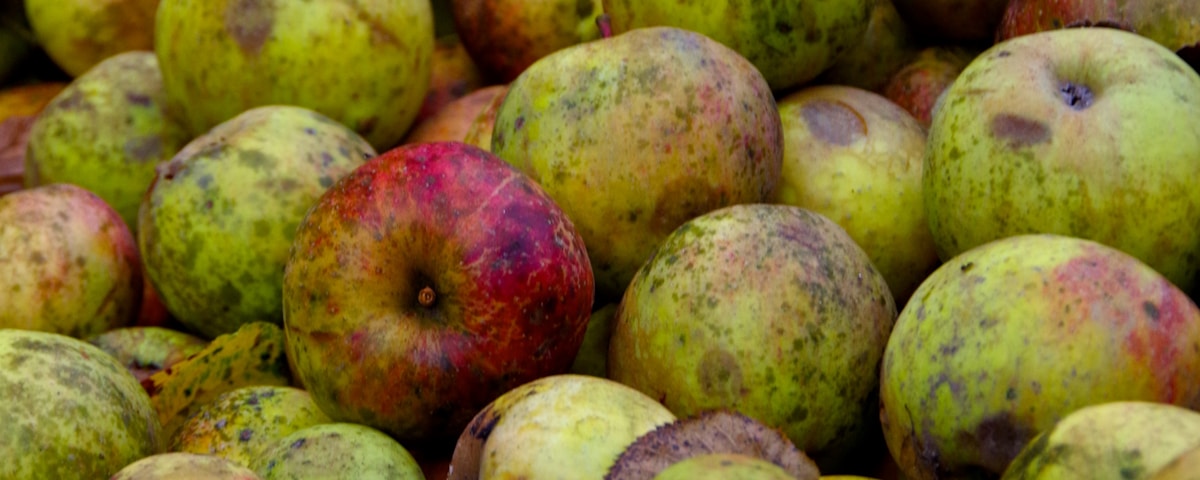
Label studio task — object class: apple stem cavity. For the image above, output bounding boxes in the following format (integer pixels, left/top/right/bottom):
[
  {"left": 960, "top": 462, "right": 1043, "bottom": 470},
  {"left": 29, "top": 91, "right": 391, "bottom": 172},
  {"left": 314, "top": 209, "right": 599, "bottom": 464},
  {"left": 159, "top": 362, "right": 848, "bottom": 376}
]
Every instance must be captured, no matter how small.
[
  {"left": 418, "top": 286, "right": 436, "bottom": 308},
  {"left": 1059, "top": 82, "right": 1094, "bottom": 111},
  {"left": 597, "top": 14, "right": 613, "bottom": 39}
]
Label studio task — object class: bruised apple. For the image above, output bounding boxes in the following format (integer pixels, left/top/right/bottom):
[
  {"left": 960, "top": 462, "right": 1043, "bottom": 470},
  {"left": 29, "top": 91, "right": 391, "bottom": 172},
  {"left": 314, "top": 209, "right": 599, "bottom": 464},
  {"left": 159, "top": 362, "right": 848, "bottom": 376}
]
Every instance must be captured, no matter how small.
[{"left": 283, "top": 142, "right": 594, "bottom": 446}]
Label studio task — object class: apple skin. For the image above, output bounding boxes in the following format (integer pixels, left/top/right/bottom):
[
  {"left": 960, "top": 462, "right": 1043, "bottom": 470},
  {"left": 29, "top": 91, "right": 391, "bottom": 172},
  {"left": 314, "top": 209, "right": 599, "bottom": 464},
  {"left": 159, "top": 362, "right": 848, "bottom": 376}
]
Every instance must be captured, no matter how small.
[
  {"left": 460, "top": 85, "right": 508, "bottom": 152},
  {"left": 608, "top": 204, "right": 896, "bottom": 471},
  {"left": 816, "top": 0, "right": 922, "bottom": 93},
  {"left": 405, "top": 84, "right": 508, "bottom": 145},
  {"left": 880, "top": 234, "right": 1200, "bottom": 480},
  {"left": 110, "top": 452, "right": 260, "bottom": 480},
  {"left": 450, "top": 0, "right": 602, "bottom": 82},
  {"left": 413, "top": 34, "right": 487, "bottom": 127},
  {"left": 774, "top": 85, "right": 938, "bottom": 306},
  {"left": 882, "top": 46, "right": 979, "bottom": 129},
  {"left": 155, "top": 0, "right": 433, "bottom": 151},
  {"left": 282, "top": 141, "right": 595, "bottom": 446},
  {"left": 891, "top": 0, "right": 1008, "bottom": 42},
  {"left": 490, "top": 26, "right": 783, "bottom": 302},
  {"left": 253, "top": 423, "right": 425, "bottom": 480},
  {"left": 24, "top": 0, "right": 158, "bottom": 77},
  {"left": 0, "top": 183, "right": 142, "bottom": 337},
  {"left": 25, "top": 51, "right": 191, "bottom": 230},
  {"left": 86, "top": 326, "right": 207, "bottom": 383},
  {"left": 996, "top": 0, "right": 1200, "bottom": 59},
  {"left": 923, "top": 27, "right": 1200, "bottom": 296},
  {"left": 602, "top": 0, "right": 872, "bottom": 92}
]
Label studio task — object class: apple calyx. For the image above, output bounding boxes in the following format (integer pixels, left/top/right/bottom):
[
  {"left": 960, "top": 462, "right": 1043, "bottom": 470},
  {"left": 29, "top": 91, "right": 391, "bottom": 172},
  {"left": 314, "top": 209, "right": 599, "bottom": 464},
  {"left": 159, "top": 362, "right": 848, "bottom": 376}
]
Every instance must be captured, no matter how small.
[
  {"left": 1059, "top": 82, "right": 1094, "bottom": 110},
  {"left": 418, "top": 286, "right": 437, "bottom": 308}
]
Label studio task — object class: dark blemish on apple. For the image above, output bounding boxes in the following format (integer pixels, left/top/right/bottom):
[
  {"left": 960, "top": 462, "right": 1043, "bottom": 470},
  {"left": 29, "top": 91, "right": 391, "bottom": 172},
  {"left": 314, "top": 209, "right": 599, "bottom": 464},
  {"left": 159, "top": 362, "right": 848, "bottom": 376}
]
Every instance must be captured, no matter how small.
[
  {"left": 514, "top": 116, "right": 525, "bottom": 131},
  {"left": 125, "top": 137, "right": 164, "bottom": 161},
  {"left": 801, "top": 99, "right": 867, "bottom": 146},
  {"left": 990, "top": 114, "right": 1050, "bottom": 149},
  {"left": 469, "top": 406, "right": 500, "bottom": 440},
  {"left": 960, "top": 262, "right": 974, "bottom": 272},
  {"left": 29, "top": 252, "right": 45, "bottom": 265},
  {"left": 239, "top": 428, "right": 254, "bottom": 442},
  {"left": 304, "top": 127, "right": 316, "bottom": 136},
  {"left": 196, "top": 174, "right": 213, "bottom": 189},
  {"left": 224, "top": 0, "right": 274, "bottom": 56},
  {"left": 996, "top": 51, "right": 1010, "bottom": 58},
  {"left": 125, "top": 93, "right": 152, "bottom": 106},
  {"left": 291, "top": 438, "right": 306, "bottom": 449},
  {"left": 1144, "top": 301, "right": 1160, "bottom": 321},
  {"left": 320, "top": 152, "right": 334, "bottom": 167},
  {"left": 575, "top": 0, "right": 593, "bottom": 19},
  {"left": 359, "top": 116, "right": 378, "bottom": 135},
  {"left": 776, "top": 21, "right": 793, "bottom": 34},
  {"left": 954, "top": 411, "right": 1037, "bottom": 474},
  {"left": 1059, "top": 82, "right": 1094, "bottom": 110},
  {"left": 698, "top": 348, "right": 742, "bottom": 398}
]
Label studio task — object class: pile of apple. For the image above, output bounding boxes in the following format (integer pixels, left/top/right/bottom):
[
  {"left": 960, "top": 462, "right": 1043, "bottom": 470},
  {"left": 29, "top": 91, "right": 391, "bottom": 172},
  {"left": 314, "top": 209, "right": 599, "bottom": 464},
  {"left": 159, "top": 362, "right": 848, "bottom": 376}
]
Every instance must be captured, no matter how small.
[{"left": 2, "top": 0, "right": 1200, "bottom": 479}]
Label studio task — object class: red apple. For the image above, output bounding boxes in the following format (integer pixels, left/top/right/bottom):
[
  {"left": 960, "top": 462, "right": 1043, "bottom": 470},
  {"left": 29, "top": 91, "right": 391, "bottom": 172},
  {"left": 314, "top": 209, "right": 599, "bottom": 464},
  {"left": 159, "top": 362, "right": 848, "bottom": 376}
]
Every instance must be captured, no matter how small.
[
  {"left": 282, "top": 141, "right": 595, "bottom": 446},
  {"left": 412, "top": 34, "right": 487, "bottom": 126},
  {"left": 882, "top": 46, "right": 979, "bottom": 129}
]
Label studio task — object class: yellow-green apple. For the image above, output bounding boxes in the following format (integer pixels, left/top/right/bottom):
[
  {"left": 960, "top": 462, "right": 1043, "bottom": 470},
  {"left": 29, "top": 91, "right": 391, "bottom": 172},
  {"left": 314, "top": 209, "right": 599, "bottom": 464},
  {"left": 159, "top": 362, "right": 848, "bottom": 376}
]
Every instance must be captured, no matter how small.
[
  {"left": 110, "top": 453, "right": 260, "bottom": 480},
  {"left": 1001, "top": 402, "right": 1200, "bottom": 479},
  {"left": 414, "top": 34, "right": 487, "bottom": 126},
  {"left": 608, "top": 204, "right": 896, "bottom": 471},
  {"left": 405, "top": 84, "right": 508, "bottom": 145},
  {"left": 996, "top": 0, "right": 1200, "bottom": 67},
  {"left": 450, "top": 0, "right": 602, "bottom": 82},
  {"left": 0, "top": 329, "right": 163, "bottom": 479},
  {"left": 569, "top": 303, "right": 618, "bottom": 378},
  {"left": 24, "top": 0, "right": 158, "bottom": 77},
  {"left": 490, "top": 26, "right": 782, "bottom": 302},
  {"left": 923, "top": 27, "right": 1200, "bottom": 295},
  {"left": 882, "top": 46, "right": 979, "bottom": 129},
  {"left": 25, "top": 51, "right": 191, "bottom": 230},
  {"left": 1153, "top": 445, "right": 1200, "bottom": 480},
  {"left": 282, "top": 142, "right": 595, "bottom": 446},
  {"left": 774, "top": 85, "right": 938, "bottom": 306},
  {"left": 602, "top": 0, "right": 872, "bottom": 92},
  {"left": 87, "top": 326, "right": 207, "bottom": 383},
  {"left": 891, "top": 0, "right": 1008, "bottom": 42},
  {"left": 0, "top": 183, "right": 142, "bottom": 337},
  {"left": 172, "top": 386, "right": 331, "bottom": 468},
  {"left": 653, "top": 453, "right": 802, "bottom": 480},
  {"left": 138, "top": 105, "right": 375, "bottom": 339},
  {"left": 253, "top": 423, "right": 424, "bottom": 480},
  {"left": 155, "top": 0, "right": 432, "bottom": 150},
  {"left": 447, "top": 374, "right": 676, "bottom": 480},
  {"left": 816, "top": 0, "right": 922, "bottom": 93},
  {"left": 880, "top": 234, "right": 1200, "bottom": 480}
]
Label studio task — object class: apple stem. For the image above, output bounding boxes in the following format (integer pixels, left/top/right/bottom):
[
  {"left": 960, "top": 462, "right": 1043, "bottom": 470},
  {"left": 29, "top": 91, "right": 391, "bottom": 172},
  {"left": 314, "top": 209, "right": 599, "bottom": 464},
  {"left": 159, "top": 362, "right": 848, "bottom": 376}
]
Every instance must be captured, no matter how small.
[
  {"left": 597, "top": 14, "right": 613, "bottom": 39},
  {"left": 418, "top": 286, "right": 436, "bottom": 307}
]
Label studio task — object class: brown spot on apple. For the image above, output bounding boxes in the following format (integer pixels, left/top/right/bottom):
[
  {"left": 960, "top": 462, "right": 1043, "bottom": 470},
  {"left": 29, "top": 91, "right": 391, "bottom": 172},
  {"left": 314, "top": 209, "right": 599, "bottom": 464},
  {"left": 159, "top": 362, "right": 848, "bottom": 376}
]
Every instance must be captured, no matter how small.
[
  {"left": 225, "top": 0, "right": 275, "bottom": 56},
  {"left": 955, "top": 411, "right": 1037, "bottom": 474},
  {"left": 698, "top": 348, "right": 742, "bottom": 400},
  {"left": 800, "top": 99, "right": 867, "bottom": 146},
  {"left": 990, "top": 114, "right": 1050, "bottom": 149}
]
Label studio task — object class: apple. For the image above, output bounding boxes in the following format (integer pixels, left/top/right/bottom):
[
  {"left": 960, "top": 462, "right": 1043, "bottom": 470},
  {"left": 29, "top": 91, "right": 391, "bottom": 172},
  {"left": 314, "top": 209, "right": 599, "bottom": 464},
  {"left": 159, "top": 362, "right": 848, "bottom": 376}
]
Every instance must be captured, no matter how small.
[
  {"left": 882, "top": 46, "right": 979, "bottom": 129},
  {"left": 24, "top": 0, "right": 158, "bottom": 77},
  {"left": 282, "top": 141, "right": 595, "bottom": 446},
  {"left": 774, "top": 85, "right": 939, "bottom": 306},
  {"left": 413, "top": 34, "right": 487, "bottom": 126},
  {"left": 816, "top": 0, "right": 922, "bottom": 93},
  {"left": 0, "top": 328, "right": 163, "bottom": 479},
  {"left": 922, "top": 27, "right": 1200, "bottom": 295},
  {"left": 86, "top": 326, "right": 207, "bottom": 383},
  {"left": 460, "top": 85, "right": 508, "bottom": 152},
  {"left": 891, "top": 0, "right": 1008, "bottom": 42},
  {"left": 138, "top": 105, "right": 375, "bottom": 339},
  {"left": 490, "top": 26, "right": 783, "bottom": 302},
  {"left": 0, "top": 82, "right": 68, "bottom": 197},
  {"left": 450, "top": 0, "right": 603, "bottom": 82},
  {"left": 24, "top": 50, "right": 191, "bottom": 230},
  {"left": 110, "top": 453, "right": 260, "bottom": 480},
  {"left": 602, "top": 0, "right": 873, "bottom": 92},
  {"left": 155, "top": 0, "right": 433, "bottom": 150},
  {"left": 0, "top": 183, "right": 142, "bottom": 337},
  {"left": 253, "top": 423, "right": 425, "bottom": 480},
  {"left": 172, "top": 385, "right": 331, "bottom": 468},
  {"left": 880, "top": 234, "right": 1200, "bottom": 479},
  {"left": 608, "top": 204, "right": 896, "bottom": 472},
  {"left": 1001, "top": 402, "right": 1200, "bottom": 479},
  {"left": 405, "top": 84, "right": 508, "bottom": 145},
  {"left": 653, "top": 453, "right": 802, "bottom": 480}
]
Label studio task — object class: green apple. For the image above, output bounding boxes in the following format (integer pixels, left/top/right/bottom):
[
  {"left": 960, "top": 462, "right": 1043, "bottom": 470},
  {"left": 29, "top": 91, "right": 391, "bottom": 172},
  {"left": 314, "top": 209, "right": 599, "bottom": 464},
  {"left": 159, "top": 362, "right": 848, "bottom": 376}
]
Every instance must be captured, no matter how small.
[
  {"left": 923, "top": 27, "right": 1200, "bottom": 295},
  {"left": 451, "top": 0, "right": 602, "bottom": 81},
  {"left": 608, "top": 204, "right": 896, "bottom": 471},
  {"left": 253, "top": 423, "right": 424, "bottom": 480},
  {"left": 155, "top": 0, "right": 433, "bottom": 150},
  {"left": 0, "top": 183, "right": 142, "bottom": 337},
  {"left": 25, "top": 51, "right": 191, "bottom": 230},
  {"left": 172, "top": 386, "right": 331, "bottom": 468},
  {"left": 138, "top": 105, "right": 375, "bottom": 339},
  {"left": 1002, "top": 401, "right": 1200, "bottom": 479},
  {"left": 111, "top": 452, "right": 260, "bottom": 480},
  {"left": 602, "top": 0, "right": 872, "bottom": 91},
  {"left": 24, "top": 0, "right": 158, "bottom": 77},
  {"left": 490, "top": 26, "right": 783, "bottom": 301},
  {"left": 881, "top": 234, "right": 1200, "bottom": 480},
  {"left": 774, "top": 84, "right": 938, "bottom": 306},
  {"left": 0, "top": 329, "right": 163, "bottom": 479},
  {"left": 87, "top": 326, "right": 207, "bottom": 383},
  {"left": 654, "top": 453, "right": 802, "bottom": 480}
]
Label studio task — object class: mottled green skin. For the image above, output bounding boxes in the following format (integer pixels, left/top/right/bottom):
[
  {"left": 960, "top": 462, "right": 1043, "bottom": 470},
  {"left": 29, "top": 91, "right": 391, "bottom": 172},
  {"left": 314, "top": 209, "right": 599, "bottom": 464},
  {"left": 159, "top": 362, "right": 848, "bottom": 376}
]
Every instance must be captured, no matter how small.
[
  {"left": 608, "top": 204, "right": 896, "bottom": 471},
  {"left": 87, "top": 326, "right": 208, "bottom": 382},
  {"left": 654, "top": 453, "right": 801, "bottom": 480},
  {"left": 880, "top": 235, "right": 1200, "bottom": 480},
  {"left": 155, "top": 0, "right": 433, "bottom": 150},
  {"left": 816, "top": 0, "right": 921, "bottom": 92},
  {"left": 25, "top": 51, "right": 190, "bottom": 230},
  {"left": 172, "top": 386, "right": 330, "bottom": 468},
  {"left": 111, "top": 452, "right": 261, "bottom": 480},
  {"left": 252, "top": 423, "right": 423, "bottom": 480},
  {"left": 569, "top": 303, "right": 618, "bottom": 377},
  {"left": 491, "top": 27, "right": 783, "bottom": 301},
  {"left": 0, "top": 329, "right": 163, "bottom": 479},
  {"left": 923, "top": 28, "right": 1200, "bottom": 295},
  {"left": 138, "top": 105, "right": 375, "bottom": 339},
  {"left": 24, "top": 0, "right": 158, "bottom": 77},
  {"left": 603, "top": 0, "right": 872, "bottom": 92},
  {"left": 0, "top": 183, "right": 142, "bottom": 338},
  {"left": 1002, "top": 402, "right": 1200, "bottom": 480}
]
